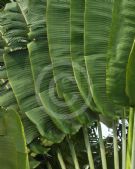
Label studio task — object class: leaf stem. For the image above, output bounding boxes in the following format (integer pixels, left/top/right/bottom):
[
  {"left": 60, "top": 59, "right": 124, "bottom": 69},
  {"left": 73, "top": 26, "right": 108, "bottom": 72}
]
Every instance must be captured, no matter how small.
[
  {"left": 83, "top": 127, "right": 95, "bottom": 169},
  {"left": 57, "top": 149, "right": 66, "bottom": 169},
  {"left": 131, "top": 108, "right": 135, "bottom": 169},
  {"left": 68, "top": 138, "right": 80, "bottom": 169},
  {"left": 98, "top": 122, "right": 107, "bottom": 169},
  {"left": 126, "top": 107, "right": 134, "bottom": 169},
  {"left": 113, "top": 120, "right": 119, "bottom": 169},
  {"left": 122, "top": 109, "right": 126, "bottom": 169},
  {"left": 47, "top": 162, "right": 53, "bottom": 169}
]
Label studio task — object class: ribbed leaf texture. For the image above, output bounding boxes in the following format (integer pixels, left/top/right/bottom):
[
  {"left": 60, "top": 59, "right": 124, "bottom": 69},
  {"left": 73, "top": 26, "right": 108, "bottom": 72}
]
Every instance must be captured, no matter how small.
[
  {"left": 107, "top": 0, "right": 135, "bottom": 106},
  {"left": 84, "top": 0, "right": 122, "bottom": 117},
  {"left": 1, "top": 2, "right": 135, "bottom": 169},
  {"left": 1, "top": 0, "right": 135, "bottom": 168},
  {"left": 70, "top": 0, "right": 98, "bottom": 113},
  {"left": 0, "top": 2, "right": 64, "bottom": 143},
  {"left": 46, "top": 0, "right": 97, "bottom": 125},
  {"left": 0, "top": 0, "right": 99, "bottom": 147}
]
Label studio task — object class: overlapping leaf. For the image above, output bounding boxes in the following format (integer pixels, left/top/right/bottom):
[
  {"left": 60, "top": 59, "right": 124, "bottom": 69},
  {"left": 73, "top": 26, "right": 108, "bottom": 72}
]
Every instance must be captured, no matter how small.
[
  {"left": 23, "top": 0, "right": 80, "bottom": 134},
  {"left": 0, "top": 2, "right": 64, "bottom": 143},
  {"left": 46, "top": 0, "right": 97, "bottom": 125},
  {"left": 70, "top": 0, "right": 98, "bottom": 113},
  {"left": 84, "top": 0, "right": 121, "bottom": 117},
  {"left": 0, "top": 34, "right": 17, "bottom": 109},
  {"left": 107, "top": 0, "right": 135, "bottom": 106}
]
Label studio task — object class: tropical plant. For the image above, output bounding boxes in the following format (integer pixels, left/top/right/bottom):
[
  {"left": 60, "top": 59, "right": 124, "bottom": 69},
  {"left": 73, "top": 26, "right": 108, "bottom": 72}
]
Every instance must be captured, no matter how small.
[{"left": 0, "top": 0, "right": 135, "bottom": 169}]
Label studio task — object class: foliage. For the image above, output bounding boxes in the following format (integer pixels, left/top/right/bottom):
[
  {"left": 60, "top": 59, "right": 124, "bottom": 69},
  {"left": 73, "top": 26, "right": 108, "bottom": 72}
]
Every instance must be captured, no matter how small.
[{"left": 0, "top": 0, "right": 135, "bottom": 169}]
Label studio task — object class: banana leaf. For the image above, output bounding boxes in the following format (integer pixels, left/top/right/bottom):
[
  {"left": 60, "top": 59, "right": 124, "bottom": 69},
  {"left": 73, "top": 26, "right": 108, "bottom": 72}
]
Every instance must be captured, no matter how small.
[
  {"left": 23, "top": 0, "right": 80, "bottom": 135},
  {"left": 70, "top": 0, "right": 98, "bottom": 113},
  {"left": 0, "top": 33, "right": 18, "bottom": 109},
  {"left": 107, "top": 0, "right": 135, "bottom": 106},
  {"left": 0, "top": 2, "right": 64, "bottom": 143},
  {"left": 84, "top": 0, "right": 120, "bottom": 117},
  {"left": 46, "top": 0, "right": 97, "bottom": 124},
  {"left": 0, "top": 108, "right": 29, "bottom": 169},
  {"left": 126, "top": 40, "right": 135, "bottom": 106}
]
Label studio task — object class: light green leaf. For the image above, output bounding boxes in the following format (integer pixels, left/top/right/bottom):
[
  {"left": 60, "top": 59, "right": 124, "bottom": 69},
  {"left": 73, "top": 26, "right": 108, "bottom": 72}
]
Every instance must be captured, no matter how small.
[
  {"left": 0, "top": 108, "right": 29, "bottom": 169},
  {"left": 84, "top": 0, "right": 118, "bottom": 117},
  {"left": 107, "top": 0, "right": 135, "bottom": 106},
  {"left": 70, "top": 0, "right": 98, "bottom": 113},
  {"left": 126, "top": 40, "right": 135, "bottom": 106},
  {"left": 46, "top": 0, "right": 97, "bottom": 125}
]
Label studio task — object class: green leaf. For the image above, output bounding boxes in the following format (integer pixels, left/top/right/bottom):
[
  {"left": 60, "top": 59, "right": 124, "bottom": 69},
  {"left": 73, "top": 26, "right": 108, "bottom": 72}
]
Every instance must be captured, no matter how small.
[
  {"left": 46, "top": 0, "right": 97, "bottom": 125},
  {"left": 0, "top": 89, "right": 18, "bottom": 109},
  {"left": 0, "top": 2, "right": 64, "bottom": 143},
  {"left": 0, "top": 33, "right": 17, "bottom": 109},
  {"left": 22, "top": 0, "right": 86, "bottom": 135},
  {"left": 107, "top": 0, "right": 135, "bottom": 106},
  {"left": 29, "top": 158, "right": 40, "bottom": 169},
  {"left": 126, "top": 40, "right": 135, "bottom": 106},
  {"left": 70, "top": 0, "right": 98, "bottom": 113},
  {"left": 84, "top": 0, "right": 118, "bottom": 117},
  {"left": 46, "top": 0, "right": 71, "bottom": 98},
  {"left": 0, "top": 108, "right": 29, "bottom": 169},
  {"left": 22, "top": 115, "right": 40, "bottom": 144},
  {"left": 17, "top": 0, "right": 82, "bottom": 139}
]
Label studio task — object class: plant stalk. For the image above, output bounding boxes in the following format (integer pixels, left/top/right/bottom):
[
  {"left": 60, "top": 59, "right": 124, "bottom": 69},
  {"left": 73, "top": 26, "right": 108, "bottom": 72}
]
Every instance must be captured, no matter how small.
[
  {"left": 122, "top": 110, "right": 126, "bottom": 169},
  {"left": 83, "top": 127, "right": 95, "bottom": 169},
  {"left": 68, "top": 138, "right": 80, "bottom": 169},
  {"left": 126, "top": 107, "right": 134, "bottom": 169},
  {"left": 113, "top": 120, "right": 119, "bottom": 169},
  {"left": 131, "top": 109, "right": 135, "bottom": 169},
  {"left": 47, "top": 162, "right": 53, "bottom": 169},
  {"left": 57, "top": 149, "right": 66, "bottom": 169},
  {"left": 98, "top": 122, "right": 107, "bottom": 169}
]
